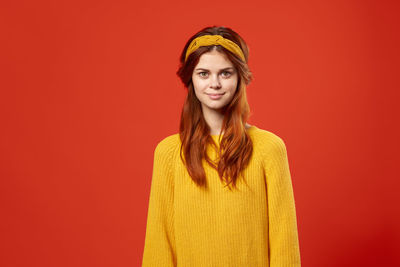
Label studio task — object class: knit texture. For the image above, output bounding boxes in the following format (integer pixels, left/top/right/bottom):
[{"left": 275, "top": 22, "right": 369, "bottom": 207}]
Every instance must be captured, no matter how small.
[{"left": 142, "top": 125, "right": 301, "bottom": 266}]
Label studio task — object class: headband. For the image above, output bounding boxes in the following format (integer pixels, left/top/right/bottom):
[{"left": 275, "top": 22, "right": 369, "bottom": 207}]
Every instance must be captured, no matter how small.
[{"left": 185, "top": 34, "right": 245, "bottom": 62}]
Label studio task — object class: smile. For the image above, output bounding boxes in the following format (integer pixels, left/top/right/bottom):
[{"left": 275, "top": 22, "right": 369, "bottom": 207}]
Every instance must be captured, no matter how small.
[{"left": 207, "top": 93, "right": 225, "bottom": 100}]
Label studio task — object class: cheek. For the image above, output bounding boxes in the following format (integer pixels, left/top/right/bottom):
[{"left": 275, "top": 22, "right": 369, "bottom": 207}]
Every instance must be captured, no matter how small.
[
  {"left": 192, "top": 78, "right": 207, "bottom": 92},
  {"left": 191, "top": 80, "right": 204, "bottom": 99},
  {"left": 225, "top": 78, "right": 238, "bottom": 92}
]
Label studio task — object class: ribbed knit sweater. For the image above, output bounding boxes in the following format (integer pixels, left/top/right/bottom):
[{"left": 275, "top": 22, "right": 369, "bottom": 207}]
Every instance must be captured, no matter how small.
[{"left": 142, "top": 125, "right": 301, "bottom": 266}]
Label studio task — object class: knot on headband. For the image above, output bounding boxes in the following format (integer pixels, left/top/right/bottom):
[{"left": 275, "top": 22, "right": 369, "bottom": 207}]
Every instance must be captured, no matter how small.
[{"left": 185, "top": 34, "right": 245, "bottom": 62}]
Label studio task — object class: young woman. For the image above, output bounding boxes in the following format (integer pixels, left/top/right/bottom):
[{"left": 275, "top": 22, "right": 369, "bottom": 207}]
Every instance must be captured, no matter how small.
[{"left": 142, "top": 26, "right": 301, "bottom": 266}]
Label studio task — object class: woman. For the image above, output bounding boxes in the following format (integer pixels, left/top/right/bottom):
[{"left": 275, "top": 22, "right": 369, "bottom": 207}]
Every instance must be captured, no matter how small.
[{"left": 142, "top": 26, "right": 301, "bottom": 266}]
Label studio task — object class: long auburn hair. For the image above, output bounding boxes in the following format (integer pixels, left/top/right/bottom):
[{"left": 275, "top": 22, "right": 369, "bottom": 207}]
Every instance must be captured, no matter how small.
[{"left": 176, "top": 26, "right": 253, "bottom": 190}]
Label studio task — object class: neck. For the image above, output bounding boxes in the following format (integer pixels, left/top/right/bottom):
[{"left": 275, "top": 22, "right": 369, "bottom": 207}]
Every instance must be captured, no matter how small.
[{"left": 202, "top": 105, "right": 224, "bottom": 135}]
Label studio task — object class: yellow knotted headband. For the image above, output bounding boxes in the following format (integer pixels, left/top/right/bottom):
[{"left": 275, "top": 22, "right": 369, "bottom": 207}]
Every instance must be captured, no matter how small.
[{"left": 185, "top": 34, "right": 245, "bottom": 62}]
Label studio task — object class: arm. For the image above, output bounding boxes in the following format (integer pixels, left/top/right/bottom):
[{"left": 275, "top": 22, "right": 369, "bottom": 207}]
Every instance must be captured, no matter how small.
[
  {"left": 142, "top": 140, "right": 176, "bottom": 267},
  {"left": 263, "top": 136, "right": 301, "bottom": 266}
]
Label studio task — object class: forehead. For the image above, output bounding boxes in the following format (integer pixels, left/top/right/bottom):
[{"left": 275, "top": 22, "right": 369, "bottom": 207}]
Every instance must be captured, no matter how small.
[{"left": 195, "top": 50, "right": 234, "bottom": 69}]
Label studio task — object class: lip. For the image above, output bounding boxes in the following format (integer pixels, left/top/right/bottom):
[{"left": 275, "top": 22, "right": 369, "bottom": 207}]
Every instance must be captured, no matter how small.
[{"left": 207, "top": 93, "right": 224, "bottom": 100}]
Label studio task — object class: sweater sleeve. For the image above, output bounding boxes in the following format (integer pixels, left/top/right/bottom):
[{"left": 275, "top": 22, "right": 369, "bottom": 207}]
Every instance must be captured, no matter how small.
[
  {"left": 142, "top": 139, "right": 177, "bottom": 267},
  {"left": 262, "top": 135, "right": 301, "bottom": 266}
]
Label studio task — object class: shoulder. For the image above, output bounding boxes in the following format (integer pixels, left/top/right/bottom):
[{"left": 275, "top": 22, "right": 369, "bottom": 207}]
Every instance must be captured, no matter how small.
[
  {"left": 251, "top": 126, "right": 288, "bottom": 159},
  {"left": 154, "top": 133, "right": 181, "bottom": 157}
]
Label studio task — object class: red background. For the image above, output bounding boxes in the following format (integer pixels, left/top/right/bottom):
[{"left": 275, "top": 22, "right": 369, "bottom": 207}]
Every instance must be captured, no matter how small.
[{"left": 1, "top": 0, "right": 399, "bottom": 266}]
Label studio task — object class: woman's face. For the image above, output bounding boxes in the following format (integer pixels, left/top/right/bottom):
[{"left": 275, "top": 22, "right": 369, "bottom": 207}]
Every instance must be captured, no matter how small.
[{"left": 191, "top": 49, "right": 238, "bottom": 113}]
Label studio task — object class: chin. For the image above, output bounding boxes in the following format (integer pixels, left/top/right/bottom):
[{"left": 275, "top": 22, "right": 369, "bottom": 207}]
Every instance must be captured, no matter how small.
[{"left": 206, "top": 103, "right": 226, "bottom": 110}]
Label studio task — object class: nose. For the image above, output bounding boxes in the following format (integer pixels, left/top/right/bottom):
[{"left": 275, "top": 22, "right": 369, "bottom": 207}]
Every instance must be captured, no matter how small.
[{"left": 210, "top": 74, "right": 221, "bottom": 89}]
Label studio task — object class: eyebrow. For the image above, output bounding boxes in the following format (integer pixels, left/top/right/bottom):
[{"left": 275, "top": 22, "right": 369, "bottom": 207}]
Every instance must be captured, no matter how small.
[{"left": 194, "top": 67, "right": 235, "bottom": 71}]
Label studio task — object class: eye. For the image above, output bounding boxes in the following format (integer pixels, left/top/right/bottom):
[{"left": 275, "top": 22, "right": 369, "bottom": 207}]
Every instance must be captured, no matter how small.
[
  {"left": 199, "top": 72, "right": 208, "bottom": 77},
  {"left": 221, "top": 71, "right": 232, "bottom": 77}
]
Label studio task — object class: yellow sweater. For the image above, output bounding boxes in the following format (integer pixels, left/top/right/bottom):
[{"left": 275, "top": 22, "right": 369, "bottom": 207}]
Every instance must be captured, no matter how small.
[{"left": 142, "top": 125, "right": 301, "bottom": 266}]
